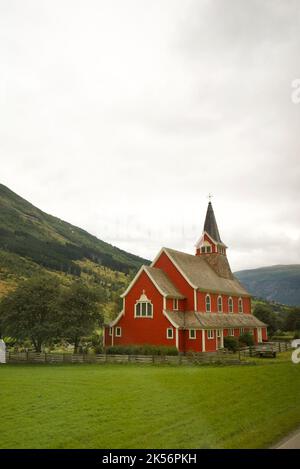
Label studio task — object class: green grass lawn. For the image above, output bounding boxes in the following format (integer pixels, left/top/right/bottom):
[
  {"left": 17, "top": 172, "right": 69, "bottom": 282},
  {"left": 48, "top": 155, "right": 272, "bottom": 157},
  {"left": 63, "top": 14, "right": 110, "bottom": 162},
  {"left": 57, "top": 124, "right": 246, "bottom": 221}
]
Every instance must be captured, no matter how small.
[{"left": 0, "top": 358, "right": 300, "bottom": 449}]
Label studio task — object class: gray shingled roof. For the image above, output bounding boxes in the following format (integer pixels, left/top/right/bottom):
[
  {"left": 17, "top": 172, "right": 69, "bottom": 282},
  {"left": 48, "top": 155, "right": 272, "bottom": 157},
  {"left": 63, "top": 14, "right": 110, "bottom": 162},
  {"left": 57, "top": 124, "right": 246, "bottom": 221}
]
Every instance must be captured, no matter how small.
[
  {"left": 204, "top": 202, "right": 223, "bottom": 243},
  {"left": 144, "top": 266, "right": 185, "bottom": 298},
  {"left": 165, "top": 311, "right": 267, "bottom": 329},
  {"left": 163, "top": 247, "right": 250, "bottom": 296}
]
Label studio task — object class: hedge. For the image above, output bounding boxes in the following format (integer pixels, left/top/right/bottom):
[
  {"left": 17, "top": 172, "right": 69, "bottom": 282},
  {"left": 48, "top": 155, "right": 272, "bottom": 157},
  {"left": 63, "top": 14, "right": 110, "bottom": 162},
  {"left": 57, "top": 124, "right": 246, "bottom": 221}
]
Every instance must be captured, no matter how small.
[{"left": 105, "top": 344, "right": 178, "bottom": 356}]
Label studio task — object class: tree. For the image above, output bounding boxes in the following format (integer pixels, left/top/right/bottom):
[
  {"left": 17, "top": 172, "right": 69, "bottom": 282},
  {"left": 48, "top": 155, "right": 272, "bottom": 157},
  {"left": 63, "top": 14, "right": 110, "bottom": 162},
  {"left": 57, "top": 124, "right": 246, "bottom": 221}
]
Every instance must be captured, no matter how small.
[
  {"left": 253, "top": 304, "right": 279, "bottom": 336},
  {"left": 0, "top": 275, "right": 61, "bottom": 352},
  {"left": 284, "top": 308, "right": 300, "bottom": 332},
  {"left": 59, "top": 282, "right": 103, "bottom": 353}
]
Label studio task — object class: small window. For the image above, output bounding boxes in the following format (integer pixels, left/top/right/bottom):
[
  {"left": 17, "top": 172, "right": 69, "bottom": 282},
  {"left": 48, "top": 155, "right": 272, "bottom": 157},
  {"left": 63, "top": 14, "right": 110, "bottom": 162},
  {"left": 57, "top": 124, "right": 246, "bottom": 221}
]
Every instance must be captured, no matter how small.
[
  {"left": 173, "top": 298, "right": 179, "bottom": 310},
  {"left": 238, "top": 298, "right": 243, "bottom": 313},
  {"left": 206, "top": 245, "right": 211, "bottom": 253},
  {"left": 217, "top": 296, "right": 223, "bottom": 313},
  {"left": 229, "top": 328, "right": 234, "bottom": 337},
  {"left": 228, "top": 297, "right": 233, "bottom": 313},
  {"left": 205, "top": 294, "right": 211, "bottom": 312},
  {"left": 201, "top": 246, "right": 206, "bottom": 253},
  {"left": 109, "top": 327, "right": 113, "bottom": 336},
  {"left": 217, "top": 329, "right": 222, "bottom": 338},
  {"left": 240, "top": 327, "right": 244, "bottom": 334},
  {"left": 167, "top": 328, "right": 174, "bottom": 339},
  {"left": 189, "top": 329, "right": 196, "bottom": 339},
  {"left": 115, "top": 327, "right": 122, "bottom": 337},
  {"left": 207, "top": 329, "right": 214, "bottom": 339}
]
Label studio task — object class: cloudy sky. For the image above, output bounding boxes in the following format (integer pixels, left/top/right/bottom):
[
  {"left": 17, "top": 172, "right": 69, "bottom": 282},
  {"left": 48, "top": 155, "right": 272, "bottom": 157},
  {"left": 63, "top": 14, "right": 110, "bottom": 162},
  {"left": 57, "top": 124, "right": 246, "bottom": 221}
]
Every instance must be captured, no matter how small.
[{"left": 1, "top": 0, "right": 300, "bottom": 271}]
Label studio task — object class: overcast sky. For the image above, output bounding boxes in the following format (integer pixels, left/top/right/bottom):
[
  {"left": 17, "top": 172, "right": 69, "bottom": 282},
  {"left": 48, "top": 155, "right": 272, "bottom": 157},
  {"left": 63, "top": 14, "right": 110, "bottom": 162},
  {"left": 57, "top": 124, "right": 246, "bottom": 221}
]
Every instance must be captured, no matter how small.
[{"left": 1, "top": 0, "right": 300, "bottom": 271}]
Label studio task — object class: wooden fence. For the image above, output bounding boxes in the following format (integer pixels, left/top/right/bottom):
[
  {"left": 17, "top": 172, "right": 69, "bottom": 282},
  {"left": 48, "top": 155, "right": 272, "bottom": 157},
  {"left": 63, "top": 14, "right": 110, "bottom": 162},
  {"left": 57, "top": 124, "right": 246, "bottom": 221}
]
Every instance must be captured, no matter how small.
[
  {"left": 238, "top": 341, "right": 292, "bottom": 358},
  {"left": 4, "top": 342, "right": 292, "bottom": 366}
]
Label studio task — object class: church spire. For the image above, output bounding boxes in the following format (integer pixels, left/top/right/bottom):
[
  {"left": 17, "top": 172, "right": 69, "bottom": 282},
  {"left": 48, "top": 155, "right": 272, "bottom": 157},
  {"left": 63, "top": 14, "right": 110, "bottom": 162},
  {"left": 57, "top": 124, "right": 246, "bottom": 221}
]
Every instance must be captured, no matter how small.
[
  {"left": 203, "top": 201, "right": 222, "bottom": 244},
  {"left": 195, "top": 199, "right": 227, "bottom": 256}
]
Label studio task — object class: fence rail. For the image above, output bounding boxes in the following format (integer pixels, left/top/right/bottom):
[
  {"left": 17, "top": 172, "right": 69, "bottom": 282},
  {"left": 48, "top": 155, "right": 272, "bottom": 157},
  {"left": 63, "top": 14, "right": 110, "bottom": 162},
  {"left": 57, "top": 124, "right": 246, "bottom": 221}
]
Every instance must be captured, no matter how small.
[{"left": 4, "top": 341, "right": 292, "bottom": 365}]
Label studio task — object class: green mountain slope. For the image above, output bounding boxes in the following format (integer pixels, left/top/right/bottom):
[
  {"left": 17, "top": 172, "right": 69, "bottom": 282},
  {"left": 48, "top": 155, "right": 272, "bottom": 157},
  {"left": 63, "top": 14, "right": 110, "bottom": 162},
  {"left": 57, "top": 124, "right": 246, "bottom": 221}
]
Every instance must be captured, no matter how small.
[
  {"left": 0, "top": 183, "right": 149, "bottom": 317},
  {"left": 235, "top": 265, "right": 300, "bottom": 306}
]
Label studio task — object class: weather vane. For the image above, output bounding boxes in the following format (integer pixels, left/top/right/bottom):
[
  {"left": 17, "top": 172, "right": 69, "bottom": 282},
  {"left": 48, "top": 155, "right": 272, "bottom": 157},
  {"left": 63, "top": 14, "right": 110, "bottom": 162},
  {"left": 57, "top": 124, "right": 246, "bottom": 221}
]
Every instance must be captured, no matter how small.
[{"left": 208, "top": 193, "right": 213, "bottom": 202}]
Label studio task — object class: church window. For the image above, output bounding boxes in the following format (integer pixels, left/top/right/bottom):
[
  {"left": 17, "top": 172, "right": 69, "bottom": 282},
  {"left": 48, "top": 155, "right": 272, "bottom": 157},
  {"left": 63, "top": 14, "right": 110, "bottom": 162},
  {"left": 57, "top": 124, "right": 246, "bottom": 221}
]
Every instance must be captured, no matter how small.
[
  {"left": 135, "top": 292, "right": 153, "bottom": 318},
  {"left": 173, "top": 298, "right": 179, "bottom": 310},
  {"left": 217, "top": 295, "right": 223, "bottom": 313},
  {"left": 229, "top": 328, "right": 235, "bottom": 336},
  {"left": 238, "top": 298, "right": 243, "bottom": 313},
  {"left": 228, "top": 297, "right": 233, "bottom": 313},
  {"left": 205, "top": 294, "right": 211, "bottom": 312}
]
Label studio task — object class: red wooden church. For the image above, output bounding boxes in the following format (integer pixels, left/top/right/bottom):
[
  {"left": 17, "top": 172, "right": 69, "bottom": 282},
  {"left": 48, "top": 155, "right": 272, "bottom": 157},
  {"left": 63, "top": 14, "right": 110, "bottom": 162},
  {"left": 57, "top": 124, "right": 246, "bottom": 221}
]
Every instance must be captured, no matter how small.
[{"left": 104, "top": 201, "right": 267, "bottom": 352}]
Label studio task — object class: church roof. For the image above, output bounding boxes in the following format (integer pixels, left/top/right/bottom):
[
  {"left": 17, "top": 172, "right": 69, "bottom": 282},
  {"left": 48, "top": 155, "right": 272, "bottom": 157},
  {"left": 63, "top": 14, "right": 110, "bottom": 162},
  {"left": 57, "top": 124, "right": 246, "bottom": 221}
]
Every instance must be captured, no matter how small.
[
  {"left": 165, "top": 311, "right": 267, "bottom": 329},
  {"left": 204, "top": 201, "right": 223, "bottom": 244},
  {"left": 143, "top": 266, "right": 185, "bottom": 299},
  {"left": 159, "top": 247, "right": 250, "bottom": 296}
]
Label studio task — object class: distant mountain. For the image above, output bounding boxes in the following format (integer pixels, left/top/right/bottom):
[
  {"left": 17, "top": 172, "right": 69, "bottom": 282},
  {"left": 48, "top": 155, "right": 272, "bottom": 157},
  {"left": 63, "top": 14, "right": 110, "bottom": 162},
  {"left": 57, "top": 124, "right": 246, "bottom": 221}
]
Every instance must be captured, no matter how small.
[
  {"left": 0, "top": 183, "right": 148, "bottom": 317},
  {"left": 235, "top": 265, "right": 300, "bottom": 306}
]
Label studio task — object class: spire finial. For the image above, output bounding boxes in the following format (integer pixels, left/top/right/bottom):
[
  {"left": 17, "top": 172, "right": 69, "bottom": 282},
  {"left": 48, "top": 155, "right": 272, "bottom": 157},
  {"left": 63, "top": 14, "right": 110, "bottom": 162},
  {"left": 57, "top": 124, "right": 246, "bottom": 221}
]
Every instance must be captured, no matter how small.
[{"left": 207, "top": 193, "right": 213, "bottom": 203}]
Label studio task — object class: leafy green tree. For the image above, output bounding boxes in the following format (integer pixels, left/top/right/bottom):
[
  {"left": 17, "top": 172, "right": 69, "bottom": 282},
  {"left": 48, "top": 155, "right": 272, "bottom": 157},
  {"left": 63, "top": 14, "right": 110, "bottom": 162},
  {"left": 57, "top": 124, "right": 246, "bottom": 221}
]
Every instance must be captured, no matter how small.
[
  {"left": 253, "top": 304, "right": 279, "bottom": 336},
  {"left": 0, "top": 275, "right": 61, "bottom": 352},
  {"left": 239, "top": 332, "right": 254, "bottom": 347},
  {"left": 59, "top": 282, "right": 103, "bottom": 353},
  {"left": 284, "top": 308, "right": 300, "bottom": 332}
]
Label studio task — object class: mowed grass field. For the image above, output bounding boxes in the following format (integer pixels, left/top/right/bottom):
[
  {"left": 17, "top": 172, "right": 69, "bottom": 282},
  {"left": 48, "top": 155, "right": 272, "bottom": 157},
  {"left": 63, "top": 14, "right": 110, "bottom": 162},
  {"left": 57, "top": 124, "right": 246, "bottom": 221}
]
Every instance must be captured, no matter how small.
[{"left": 0, "top": 357, "right": 300, "bottom": 449}]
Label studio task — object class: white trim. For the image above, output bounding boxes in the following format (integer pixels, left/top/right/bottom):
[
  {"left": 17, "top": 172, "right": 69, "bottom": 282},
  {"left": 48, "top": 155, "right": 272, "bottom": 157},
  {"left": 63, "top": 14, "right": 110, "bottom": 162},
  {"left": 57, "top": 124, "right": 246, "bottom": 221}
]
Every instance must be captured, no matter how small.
[
  {"left": 166, "top": 328, "right": 174, "bottom": 339},
  {"left": 110, "top": 310, "right": 125, "bottom": 327},
  {"left": 115, "top": 326, "right": 122, "bottom": 337},
  {"left": 207, "top": 329, "right": 214, "bottom": 340},
  {"left": 202, "top": 329, "right": 206, "bottom": 351},
  {"left": 229, "top": 328, "right": 235, "bottom": 336},
  {"left": 134, "top": 299, "right": 153, "bottom": 318},
  {"left": 228, "top": 296, "right": 233, "bottom": 313},
  {"left": 111, "top": 327, "right": 114, "bottom": 346},
  {"left": 173, "top": 298, "right": 179, "bottom": 310},
  {"left": 189, "top": 329, "right": 196, "bottom": 340},
  {"left": 163, "top": 310, "right": 179, "bottom": 328},
  {"left": 175, "top": 328, "right": 179, "bottom": 349},
  {"left": 257, "top": 327, "right": 262, "bottom": 343},
  {"left": 163, "top": 297, "right": 167, "bottom": 310},
  {"left": 151, "top": 248, "right": 197, "bottom": 289},
  {"left": 194, "top": 289, "right": 198, "bottom": 311},
  {"left": 121, "top": 266, "right": 145, "bottom": 298}
]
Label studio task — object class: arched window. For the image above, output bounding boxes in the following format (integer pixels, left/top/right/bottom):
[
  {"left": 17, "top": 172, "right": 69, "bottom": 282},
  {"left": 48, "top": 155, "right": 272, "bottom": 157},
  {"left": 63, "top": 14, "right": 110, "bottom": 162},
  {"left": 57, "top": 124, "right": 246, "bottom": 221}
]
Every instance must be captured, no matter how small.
[
  {"left": 228, "top": 297, "right": 233, "bottom": 313},
  {"left": 238, "top": 298, "right": 243, "bottom": 313},
  {"left": 205, "top": 294, "right": 211, "bottom": 312},
  {"left": 217, "top": 295, "right": 223, "bottom": 313}
]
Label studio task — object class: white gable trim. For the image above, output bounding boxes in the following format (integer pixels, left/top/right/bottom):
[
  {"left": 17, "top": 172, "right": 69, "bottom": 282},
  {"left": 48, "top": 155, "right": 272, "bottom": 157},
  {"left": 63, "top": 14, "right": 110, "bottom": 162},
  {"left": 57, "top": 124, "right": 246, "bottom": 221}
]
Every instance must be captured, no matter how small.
[
  {"left": 151, "top": 248, "right": 197, "bottom": 289},
  {"left": 121, "top": 266, "right": 145, "bottom": 298},
  {"left": 163, "top": 310, "right": 179, "bottom": 329},
  {"left": 110, "top": 310, "right": 125, "bottom": 327}
]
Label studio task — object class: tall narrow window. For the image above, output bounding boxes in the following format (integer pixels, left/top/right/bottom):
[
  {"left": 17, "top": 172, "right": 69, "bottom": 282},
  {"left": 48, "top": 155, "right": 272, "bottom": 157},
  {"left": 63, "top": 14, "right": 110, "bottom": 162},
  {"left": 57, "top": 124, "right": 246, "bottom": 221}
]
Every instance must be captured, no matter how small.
[
  {"left": 166, "top": 328, "right": 174, "bottom": 339},
  {"left": 205, "top": 294, "right": 211, "bottom": 312},
  {"left": 207, "top": 329, "right": 214, "bottom": 339},
  {"left": 173, "top": 298, "right": 179, "bottom": 310},
  {"left": 229, "top": 328, "right": 234, "bottom": 336},
  {"left": 228, "top": 297, "right": 233, "bottom": 313},
  {"left": 217, "top": 296, "right": 223, "bottom": 313},
  {"left": 238, "top": 298, "right": 243, "bottom": 313}
]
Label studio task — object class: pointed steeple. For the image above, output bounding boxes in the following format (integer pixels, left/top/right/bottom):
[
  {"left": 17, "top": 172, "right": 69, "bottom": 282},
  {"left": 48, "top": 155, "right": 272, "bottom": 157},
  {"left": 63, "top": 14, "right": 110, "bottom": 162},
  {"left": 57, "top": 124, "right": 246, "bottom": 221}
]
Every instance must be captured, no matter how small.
[{"left": 203, "top": 201, "right": 222, "bottom": 244}]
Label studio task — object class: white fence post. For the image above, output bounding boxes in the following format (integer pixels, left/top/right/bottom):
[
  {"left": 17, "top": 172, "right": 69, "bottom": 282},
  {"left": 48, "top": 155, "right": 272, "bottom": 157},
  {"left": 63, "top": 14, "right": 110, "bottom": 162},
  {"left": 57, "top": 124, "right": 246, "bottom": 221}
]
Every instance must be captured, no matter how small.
[{"left": 0, "top": 340, "right": 6, "bottom": 364}]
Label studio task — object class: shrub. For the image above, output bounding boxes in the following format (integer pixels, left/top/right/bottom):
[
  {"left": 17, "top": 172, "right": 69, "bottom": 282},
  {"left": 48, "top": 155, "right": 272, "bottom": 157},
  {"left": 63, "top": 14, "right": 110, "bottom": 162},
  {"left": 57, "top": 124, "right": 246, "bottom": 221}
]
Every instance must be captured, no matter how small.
[
  {"left": 239, "top": 332, "right": 254, "bottom": 347},
  {"left": 224, "top": 336, "right": 239, "bottom": 352},
  {"left": 105, "top": 344, "right": 178, "bottom": 356},
  {"left": 271, "top": 335, "right": 294, "bottom": 342}
]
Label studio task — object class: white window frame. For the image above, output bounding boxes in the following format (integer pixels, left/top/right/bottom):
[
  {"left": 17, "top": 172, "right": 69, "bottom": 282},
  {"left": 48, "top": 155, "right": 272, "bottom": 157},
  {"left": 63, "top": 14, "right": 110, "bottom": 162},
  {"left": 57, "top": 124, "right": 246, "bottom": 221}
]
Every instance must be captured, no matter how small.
[
  {"left": 205, "top": 294, "right": 211, "bottom": 313},
  {"left": 228, "top": 297, "right": 233, "bottom": 313},
  {"left": 173, "top": 298, "right": 179, "bottom": 311},
  {"left": 229, "top": 328, "right": 235, "bottom": 337},
  {"left": 217, "top": 329, "right": 222, "bottom": 338},
  {"left": 217, "top": 295, "right": 223, "bottom": 313},
  {"left": 135, "top": 300, "right": 153, "bottom": 318},
  {"left": 238, "top": 297, "right": 243, "bottom": 313},
  {"left": 166, "top": 328, "right": 174, "bottom": 339},
  {"left": 240, "top": 327, "right": 244, "bottom": 334},
  {"left": 207, "top": 329, "right": 214, "bottom": 339},
  {"left": 115, "top": 327, "right": 122, "bottom": 337},
  {"left": 109, "top": 327, "right": 113, "bottom": 336},
  {"left": 189, "top": 329, "right": 196, "bottom": 339}
]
